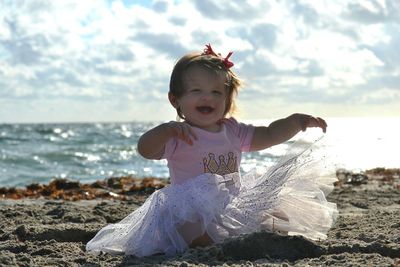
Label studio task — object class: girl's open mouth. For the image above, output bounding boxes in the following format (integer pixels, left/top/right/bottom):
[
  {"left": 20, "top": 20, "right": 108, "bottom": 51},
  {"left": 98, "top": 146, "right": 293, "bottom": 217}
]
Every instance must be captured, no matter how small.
[{"left": 196, "top": 106, "right": 214, "bottom": 114}]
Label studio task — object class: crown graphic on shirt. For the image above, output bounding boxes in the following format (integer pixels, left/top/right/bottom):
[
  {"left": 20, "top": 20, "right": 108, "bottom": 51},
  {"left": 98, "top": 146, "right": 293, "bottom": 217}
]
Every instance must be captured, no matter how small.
[{"left": 203, "top": 152, "right": 238, "bottom": 176}]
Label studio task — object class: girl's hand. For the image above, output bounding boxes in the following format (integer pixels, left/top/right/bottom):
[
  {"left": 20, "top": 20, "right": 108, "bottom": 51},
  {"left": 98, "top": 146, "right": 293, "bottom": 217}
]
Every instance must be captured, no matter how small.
[
  {"left": 296, "top": 114, "right": 327, "bottom": 133},
  {"left": 166, "top": 121, "right": 198, "bottom": 145}
]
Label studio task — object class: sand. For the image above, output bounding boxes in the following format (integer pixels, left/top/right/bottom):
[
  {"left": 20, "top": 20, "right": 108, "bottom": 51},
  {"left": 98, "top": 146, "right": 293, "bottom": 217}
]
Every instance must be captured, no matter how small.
[{"left": 0, "top": 168, "right": 399, "bottom": 266}]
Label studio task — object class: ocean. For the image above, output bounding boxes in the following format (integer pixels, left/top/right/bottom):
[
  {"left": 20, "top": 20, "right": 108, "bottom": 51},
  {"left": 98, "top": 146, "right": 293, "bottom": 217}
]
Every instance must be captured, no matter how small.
[{"left": 1, "top": 117, "right": 399, "bottom": 187}]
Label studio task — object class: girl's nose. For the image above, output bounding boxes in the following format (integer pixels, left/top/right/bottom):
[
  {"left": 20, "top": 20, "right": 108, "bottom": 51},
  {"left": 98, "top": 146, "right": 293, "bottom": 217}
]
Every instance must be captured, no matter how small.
[{"left": 200, "top": 91, "right": 212, "bottom": 100}]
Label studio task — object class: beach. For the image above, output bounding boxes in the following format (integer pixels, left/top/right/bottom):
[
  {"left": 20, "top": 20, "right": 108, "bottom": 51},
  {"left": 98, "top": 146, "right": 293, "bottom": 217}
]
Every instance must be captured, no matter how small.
[{"left": 0, "top": 168, "right": 399, "bottom": 266}]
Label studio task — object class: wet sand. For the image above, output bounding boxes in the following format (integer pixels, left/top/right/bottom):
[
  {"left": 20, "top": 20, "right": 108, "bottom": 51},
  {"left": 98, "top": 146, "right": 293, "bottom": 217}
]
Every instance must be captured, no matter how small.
[{"left": 0, "top": 168, "right": 399, "bottom": 266}]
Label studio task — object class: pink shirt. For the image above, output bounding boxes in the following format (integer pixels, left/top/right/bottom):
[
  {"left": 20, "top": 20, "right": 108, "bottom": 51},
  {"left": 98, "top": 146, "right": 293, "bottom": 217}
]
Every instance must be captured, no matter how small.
[{"left": 162, "top": 118, "right": 254, "bottom": 185}]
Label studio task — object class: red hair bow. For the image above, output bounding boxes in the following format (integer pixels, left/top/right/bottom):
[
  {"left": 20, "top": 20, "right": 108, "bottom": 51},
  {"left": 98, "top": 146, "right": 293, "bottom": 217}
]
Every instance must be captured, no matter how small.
[{"left": 203, "top": 43, "right": 234, "bottom": 69}]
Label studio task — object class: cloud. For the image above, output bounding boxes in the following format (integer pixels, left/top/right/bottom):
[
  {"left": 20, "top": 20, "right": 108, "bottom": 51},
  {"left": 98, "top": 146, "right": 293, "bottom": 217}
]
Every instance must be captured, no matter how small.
[
  {"left": 285, "top": 1, "right": 319, "bottom": 27},
  {"left": 134, "top": 32, "right": 187, "bottom": 59},
  {"left": 344, "top": 0, "right": 400, "bottom": 24},
  {"left": 0, "top": 0, "right": 399, "bottom": 123},
  {"left": 1, "top": 19, "right": 47, "bottom": 65},
  {"left": 193, "top": 0, "right": 271, "bottom": 21},
  {"left": 364, "top": 27, "right": 400, "bottom": 72},
  {"left": 152, "top": 0, "right": 169, "bottom": 13}
]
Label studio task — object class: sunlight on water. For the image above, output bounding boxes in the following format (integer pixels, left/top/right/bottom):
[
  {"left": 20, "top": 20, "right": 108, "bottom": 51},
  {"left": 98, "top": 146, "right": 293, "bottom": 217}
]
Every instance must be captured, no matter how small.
[
  {"left": 247, "top": 117, "right": 400, "bottom": 171},
  {"left": 324, "top": 117, "right": 400, "bottom": 171}
]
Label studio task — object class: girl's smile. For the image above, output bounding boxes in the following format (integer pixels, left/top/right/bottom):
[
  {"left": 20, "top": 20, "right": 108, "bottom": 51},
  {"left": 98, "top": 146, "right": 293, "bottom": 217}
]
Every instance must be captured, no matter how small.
[{"left": 196, "top": 105, "right": 215, "bottom": 114}]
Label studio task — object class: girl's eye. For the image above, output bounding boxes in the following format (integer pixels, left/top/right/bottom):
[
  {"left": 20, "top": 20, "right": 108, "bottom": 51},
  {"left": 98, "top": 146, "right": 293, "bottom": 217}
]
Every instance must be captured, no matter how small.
[
  {"left": 190, "top": 89, "right": 200, "bottom": 93},
  {"left": 212, "top": 90, "right": 222, "bottom": 95}
]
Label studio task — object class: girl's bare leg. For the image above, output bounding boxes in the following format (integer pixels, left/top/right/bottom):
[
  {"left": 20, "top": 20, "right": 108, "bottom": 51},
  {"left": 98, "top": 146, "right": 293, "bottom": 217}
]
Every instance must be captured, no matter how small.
[
  {"left": 178, "top": 220, "right": 214, "bottom": 248},
  {"left": 189, "top": 232, "right": 214, "bottom": 248}
]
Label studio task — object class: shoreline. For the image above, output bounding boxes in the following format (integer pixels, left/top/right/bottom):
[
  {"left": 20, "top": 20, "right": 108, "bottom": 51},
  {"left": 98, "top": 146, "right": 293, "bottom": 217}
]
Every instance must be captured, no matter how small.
[
  {"left": 0, "top": 176, "right": 169, "bottom": 201},
  {"left": 1, "top": 168, "right": 399, "bottom": 201},
  {"left": 0, "top": 168, "right": 399, "bottom": 266}
]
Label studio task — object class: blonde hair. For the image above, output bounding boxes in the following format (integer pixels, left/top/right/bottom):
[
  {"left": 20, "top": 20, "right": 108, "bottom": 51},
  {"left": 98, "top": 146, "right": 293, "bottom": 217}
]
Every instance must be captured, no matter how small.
[{"left": 169, "top": 51, "right": 242, "bottom": 120}]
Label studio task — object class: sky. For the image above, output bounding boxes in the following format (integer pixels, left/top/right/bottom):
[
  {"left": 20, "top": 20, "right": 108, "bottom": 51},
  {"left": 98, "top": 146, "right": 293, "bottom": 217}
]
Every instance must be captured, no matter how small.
[{"left": 0, "top": 0, "right": 399, "bottom": 123}]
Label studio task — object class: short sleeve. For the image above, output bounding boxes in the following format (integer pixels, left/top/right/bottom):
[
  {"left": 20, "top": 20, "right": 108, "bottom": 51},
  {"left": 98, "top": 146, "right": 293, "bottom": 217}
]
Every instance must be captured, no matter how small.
[
  {"left": 224, "top": 117, "right": 255, "bottom": 152},
  {"left": 161, "top": 137, "right": 178, "bottom": 159}
]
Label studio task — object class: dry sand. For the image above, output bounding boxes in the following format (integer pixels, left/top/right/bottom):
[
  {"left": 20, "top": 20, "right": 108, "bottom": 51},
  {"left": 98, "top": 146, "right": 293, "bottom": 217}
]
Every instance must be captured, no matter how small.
[{"left": 0, "top": 169, "right": 399, "bottom": 266}]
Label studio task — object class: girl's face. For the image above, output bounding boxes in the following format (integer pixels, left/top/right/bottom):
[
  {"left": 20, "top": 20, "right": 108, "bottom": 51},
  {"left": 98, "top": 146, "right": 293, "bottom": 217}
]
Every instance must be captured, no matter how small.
[{"left": 171, "top": 66, "right": 227, "bottom": 132}]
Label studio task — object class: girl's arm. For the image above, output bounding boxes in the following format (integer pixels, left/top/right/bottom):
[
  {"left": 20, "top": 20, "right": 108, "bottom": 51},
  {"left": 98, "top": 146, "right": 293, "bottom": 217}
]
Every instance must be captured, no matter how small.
[
  {"left": 137, "top": 121, "right": 197, "bottom": 159},
  {"left": 249, "top": 113, "right": 327, "bottom": 151}
]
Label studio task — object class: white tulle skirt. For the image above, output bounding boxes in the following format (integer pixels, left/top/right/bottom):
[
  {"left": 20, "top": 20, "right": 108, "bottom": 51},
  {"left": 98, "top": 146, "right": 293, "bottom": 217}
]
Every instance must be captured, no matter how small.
[{"left": 86, "top": 137, "right": 338, "bottom": 257}]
